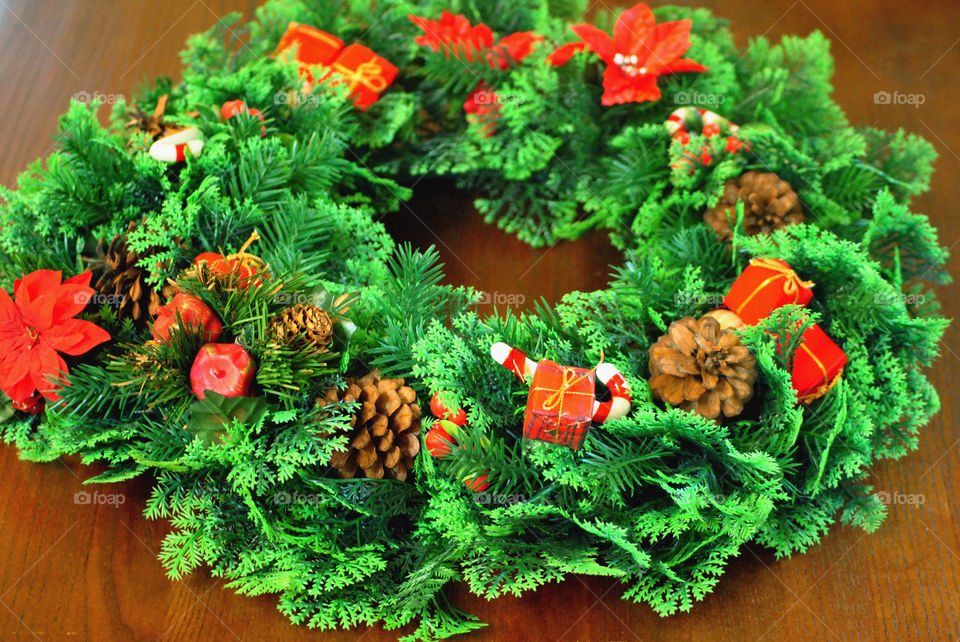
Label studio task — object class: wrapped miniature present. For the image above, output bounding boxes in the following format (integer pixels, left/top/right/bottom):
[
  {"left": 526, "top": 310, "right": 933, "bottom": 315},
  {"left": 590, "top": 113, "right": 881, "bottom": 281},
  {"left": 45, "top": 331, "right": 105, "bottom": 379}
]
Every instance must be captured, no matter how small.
[
  {"left": 523, "top": 359, "right": 596, "bottom": 450},
  {"left": 793, "top": 324, "right": 847, "bottom": 402},
  {"left": 721, "top": 258, "right": 846, "bottom": 404},
  {"left": 723, "top": 258, "right": 814, "bottom": 325},
  {"left": 274, "top": 22, "right": 344, "bottom": 69},
  {"left": 326, "top": 44, "right": 398, "bottom": 110}
]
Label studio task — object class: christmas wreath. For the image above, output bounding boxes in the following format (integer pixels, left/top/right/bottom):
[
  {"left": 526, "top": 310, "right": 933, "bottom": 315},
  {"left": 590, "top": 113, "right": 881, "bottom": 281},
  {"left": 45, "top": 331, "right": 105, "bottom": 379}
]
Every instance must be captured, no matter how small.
[{"left": 0, "top": 1, "right": 949, "bottom": 639}]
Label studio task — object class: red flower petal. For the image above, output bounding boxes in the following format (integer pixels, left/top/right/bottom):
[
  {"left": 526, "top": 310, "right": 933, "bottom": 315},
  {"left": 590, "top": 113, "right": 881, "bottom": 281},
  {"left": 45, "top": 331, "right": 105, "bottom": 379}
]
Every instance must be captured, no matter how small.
[
  {"left": 45, "top": 318, "right": 111, "bottom": 356},
  {"left": 547, "top": 42, "right": 587, "bottom": 66},
  {"left": 51, "top": 283, "right": 95, "bottom": 323},
  {"left": 0, "top": 352, "right": 33, "bottom": 403},
  {"left": 601, "top": 65, "right": 661, "bottom": 105},
  {"left": 497, "top": 31, "right": 543, "bottom": 63},
  {"left": 14, "top": 270, "right": 63, "bottom": 330},
  {"left": 410, "top": 11, "right": 494, "bottom": 59},
  {"left": 614, "top": 3, "right": 656, "bottom": 55},
  {"left": 0, "top": 287, "right": 19, "bottom": 325},
  {"left": 570, "top": 23, "right": 615, "bottom": 63},
  {"left": 661, "top": 57, "right": 708, "bottom": 74},
  {"left": 13, "top": 269, "right": 61, "bottom": 305},
  {"left": 640, "top": 20, "right": 694, "bottom": 73},
  {"left": 30, "top": 344, "right": 68, "bottom": 402},
  {"left": 63, "top": 272, "right": 93, "bottom": 288}
]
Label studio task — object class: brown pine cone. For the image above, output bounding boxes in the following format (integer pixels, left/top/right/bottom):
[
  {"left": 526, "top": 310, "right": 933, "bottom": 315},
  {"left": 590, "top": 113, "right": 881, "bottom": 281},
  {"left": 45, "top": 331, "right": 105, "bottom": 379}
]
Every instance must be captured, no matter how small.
[
  {"left": 704, "top": 170, "right": 804, "bottom": 242},
  {"left": 321, "top": 370, "right": 421, "bottom": 481},
  {"left": 269, "top": 304, "right": 333, "bottom": 350},
  {"left": 648, "top": 315, "right": 757, "bottom": 420},
  {"left": 83, "top": 223, "right": 173, "bottom": 323},
  {"left": 125, "top": 94, "right": 199, "bottom": 148}
]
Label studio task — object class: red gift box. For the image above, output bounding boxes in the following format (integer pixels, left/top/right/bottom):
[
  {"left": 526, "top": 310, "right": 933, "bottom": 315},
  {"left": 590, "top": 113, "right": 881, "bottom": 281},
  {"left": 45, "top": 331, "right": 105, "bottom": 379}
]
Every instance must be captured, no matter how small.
[
  {"left": 274, "top": 22, "right": 344, "bottom": 68},
  {"left": 523, "top": 360, "right": 595, "bottom": 450},
  {"left": 722, "top": 258, "right": 847, "bottom": 404},
  {"left": 724, "top": 258, "right": 815, "bottom": 325},
  {"left": 792, "top": 324, "right": 847, "bottom": 402},
  {"left": 325, "top": 44, "right": 398, "bottom": 111}
]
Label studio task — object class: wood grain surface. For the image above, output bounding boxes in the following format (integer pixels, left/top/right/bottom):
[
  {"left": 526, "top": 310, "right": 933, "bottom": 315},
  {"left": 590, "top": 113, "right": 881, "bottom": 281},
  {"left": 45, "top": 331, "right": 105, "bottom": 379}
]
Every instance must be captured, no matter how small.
[{"left": 0, "top": 1, "right": 957, "bottom": 640}]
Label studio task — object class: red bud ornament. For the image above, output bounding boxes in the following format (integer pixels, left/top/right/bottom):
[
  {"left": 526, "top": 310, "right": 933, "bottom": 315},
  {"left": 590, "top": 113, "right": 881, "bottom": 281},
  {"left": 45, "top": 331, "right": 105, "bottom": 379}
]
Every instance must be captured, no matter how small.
[
  {"left": 152, "top": 293, "right": 222, "bottom": 343},
  {"left": 190, "top": 343, "right": 256, "bottom": 400}
]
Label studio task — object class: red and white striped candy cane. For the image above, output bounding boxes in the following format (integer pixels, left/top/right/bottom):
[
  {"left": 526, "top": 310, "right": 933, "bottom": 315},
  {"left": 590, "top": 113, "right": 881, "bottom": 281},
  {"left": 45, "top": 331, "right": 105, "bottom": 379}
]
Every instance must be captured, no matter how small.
[
  {"left": 149, "top": 126, "right": 204, "bottom": 163},
  {"left": 489, "top": 342, "right": 632, "bottom": 423},
  {"left": 665, "top": 107, "right": 739, "bottom": 140}
]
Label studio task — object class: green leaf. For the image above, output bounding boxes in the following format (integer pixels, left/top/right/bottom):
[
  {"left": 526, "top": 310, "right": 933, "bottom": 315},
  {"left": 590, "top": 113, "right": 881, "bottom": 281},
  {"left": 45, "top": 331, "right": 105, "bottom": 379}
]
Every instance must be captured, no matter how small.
[{"left": 186, "top": 392, "right": 269, "bottom": 444}]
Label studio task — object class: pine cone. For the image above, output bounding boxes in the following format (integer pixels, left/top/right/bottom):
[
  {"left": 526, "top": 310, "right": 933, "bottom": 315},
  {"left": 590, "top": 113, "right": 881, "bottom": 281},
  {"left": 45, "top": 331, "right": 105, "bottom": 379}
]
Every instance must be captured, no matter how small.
[
  {"left": 321, "top": 370, "right": 422, "bottom": 481},
  {"left": 84, "top": 224, "right": 173, "bottom": 323},
  {"left": 704, "top": 171, "right": 804, "bottom": 242},
  {"left": 269, "top": 304, "right": 333, "bottom": 350},
  {"left": 648, "top": 316, "right": 757, "bottom": 420},
  {"left": 125, "top": 94, "right": 198, "bottom": 148}
]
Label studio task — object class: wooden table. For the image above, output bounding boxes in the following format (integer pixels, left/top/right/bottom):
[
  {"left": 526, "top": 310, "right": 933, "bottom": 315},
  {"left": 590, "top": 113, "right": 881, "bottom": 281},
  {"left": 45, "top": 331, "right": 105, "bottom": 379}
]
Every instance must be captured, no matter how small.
[{"left": 0, "top": 1, "right": 957, "bottom": 639}]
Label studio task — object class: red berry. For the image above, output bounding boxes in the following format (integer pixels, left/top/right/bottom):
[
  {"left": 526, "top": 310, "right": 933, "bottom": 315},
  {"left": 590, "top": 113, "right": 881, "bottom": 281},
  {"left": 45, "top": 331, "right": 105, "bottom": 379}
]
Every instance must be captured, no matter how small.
[
  {"left": 152, "top": 293, "right": 223, "bottom": 343},
  {"left": 190, "top": 343, "right": 256, "bottom": 400},
  {"left": 193, "top": 252, "right": 234, "bottom": 279},
  {"left": 221, "top": 99, "right": 246, "bottom": 120},
  {"left": 194, "top": 252, "right": 265, "bottom": 289},
  {"left": 429, "top": 392, "right": 467, "bottom": 426},
  {"left": 725, "top": 136, "right": 744, "bottom": 153},
  {"left": 194, "top": 251, "right": 227, "bottom": 266},
  {"left": 425, "top": 420, "right": 461, "bottom": 459},
  {"left": 702, "top": 123, "right": 721, "bottom": 137},
  {"left": 11, "top": 394, "right": 44, "bottom": 414},
  {"left": 220, "top": 100, "right": 266, "bottom": 135},
  {"left": 227, "top": 257, "right": 265, "bottom": 288},
  {"left": 464, "top": 471, "right": 490, "bottom": 492},
  {"left": 673, "top": 130, "right": 691, "bottom": 145}
]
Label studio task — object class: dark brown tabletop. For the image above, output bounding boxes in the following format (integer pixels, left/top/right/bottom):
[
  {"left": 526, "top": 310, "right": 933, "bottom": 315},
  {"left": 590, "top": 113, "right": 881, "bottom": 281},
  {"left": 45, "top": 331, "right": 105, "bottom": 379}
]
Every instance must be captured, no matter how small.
[{"left": 0, "top": 1, "right": 957, "bottom": 639}]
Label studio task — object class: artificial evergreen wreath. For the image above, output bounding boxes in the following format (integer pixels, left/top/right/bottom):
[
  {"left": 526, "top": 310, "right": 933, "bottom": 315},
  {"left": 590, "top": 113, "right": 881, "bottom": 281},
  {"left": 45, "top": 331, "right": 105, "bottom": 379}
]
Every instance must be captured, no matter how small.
[{"left": 0, "top": 1, "right": 950, "bottom": 639}]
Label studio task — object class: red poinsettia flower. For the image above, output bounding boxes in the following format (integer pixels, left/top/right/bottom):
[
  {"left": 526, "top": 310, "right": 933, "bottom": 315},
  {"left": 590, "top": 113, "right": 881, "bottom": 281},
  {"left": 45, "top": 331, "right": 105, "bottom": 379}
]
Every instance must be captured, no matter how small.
[
  {"left": 410, "top": 11, "right": 542, "bottom": 69},
  {"left": 0, "top": 270, "right": 111, "bottom": 403},
  {"left": 568, "top": 3, "right": 707, "bottom": 105},
  {"left": 410, "top": 11, "right": 494, "bottom": 61}
]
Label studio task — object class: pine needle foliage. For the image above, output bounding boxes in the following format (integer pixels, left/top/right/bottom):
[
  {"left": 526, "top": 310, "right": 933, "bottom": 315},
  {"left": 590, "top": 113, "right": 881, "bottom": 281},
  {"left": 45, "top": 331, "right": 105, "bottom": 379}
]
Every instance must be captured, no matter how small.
[{"left": 0, "top": 0, "right": 949, "bottom": 639}]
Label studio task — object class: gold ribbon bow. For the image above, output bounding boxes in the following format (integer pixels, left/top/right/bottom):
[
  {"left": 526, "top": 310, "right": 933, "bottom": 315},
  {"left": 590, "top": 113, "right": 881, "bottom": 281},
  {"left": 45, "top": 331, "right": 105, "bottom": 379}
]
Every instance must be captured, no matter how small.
[
  {"left": 332, "top": 57, "right": 388, "bottom": 93},
  {"left": 733, "top": 258, "right": 815, "bottom": 317},
  {"left": 531, "top": 352, "right": 605, "bottom": 437}
]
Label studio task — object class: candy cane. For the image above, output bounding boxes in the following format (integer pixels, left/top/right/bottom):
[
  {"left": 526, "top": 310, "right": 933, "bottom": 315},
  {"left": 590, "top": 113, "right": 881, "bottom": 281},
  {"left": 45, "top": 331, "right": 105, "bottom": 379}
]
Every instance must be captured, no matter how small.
[
  {"left": 592, "top": 362, "right": 631, "bottom": 422},
  {"left": 489, "top": 342, "right": 632, "bottom": 423},
  {"left": 665, "top": 106, "right": 739, "bottom": 139},
  {"left": 149, "top": 127, "right": 204, "bottom": 162},
  {"left": 490, "top": 342, "right": 537, "bottom": 381}
]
